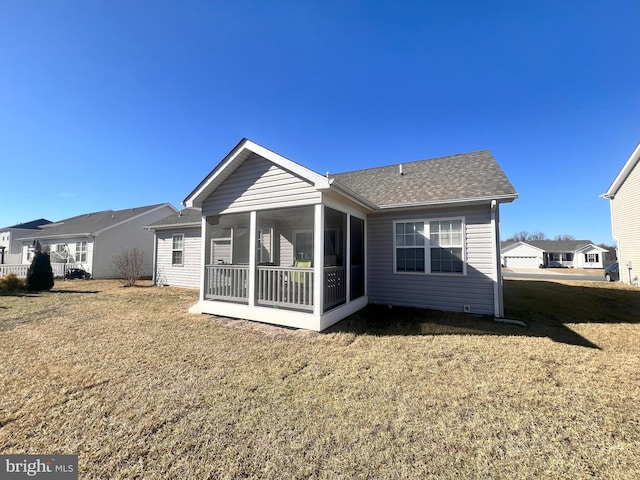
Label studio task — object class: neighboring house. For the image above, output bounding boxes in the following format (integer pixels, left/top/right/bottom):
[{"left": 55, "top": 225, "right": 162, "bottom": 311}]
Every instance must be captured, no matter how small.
[
  {"left": 18, "top": 203, "right": 178, "bottom": 279},
  {"left": 602, "top": 142, "right": 640, "bottom": 284},
  {"left": 501, "top": 240, "right": 608, "bottom": 269},
  {"left": 179, "top": 138, "right": 517, "bottom": 331},
  {"left": 146, "top": 207, "right": 202, "bottom": 288},
  {"left": 0, "top": 219, "right": 51, "bottom": 264}
]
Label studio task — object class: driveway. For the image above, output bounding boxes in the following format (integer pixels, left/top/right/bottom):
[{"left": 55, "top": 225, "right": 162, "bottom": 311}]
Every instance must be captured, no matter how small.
[{"left": 503, "top": 268, "right": 605, "bottom": 282}]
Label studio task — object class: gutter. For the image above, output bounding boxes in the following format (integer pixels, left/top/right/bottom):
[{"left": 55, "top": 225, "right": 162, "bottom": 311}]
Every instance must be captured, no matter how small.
[{"left": 376, "top": 194, "right": 518, "bottom": 210}]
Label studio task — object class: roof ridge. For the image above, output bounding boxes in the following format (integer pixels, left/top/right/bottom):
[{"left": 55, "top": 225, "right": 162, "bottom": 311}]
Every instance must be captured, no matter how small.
[{"left": 331, "top": 149, "right": 492, "bottom": 176}]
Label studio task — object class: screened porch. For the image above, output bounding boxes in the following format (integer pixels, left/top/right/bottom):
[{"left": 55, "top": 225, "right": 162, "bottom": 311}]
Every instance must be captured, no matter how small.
[{"left": 202, "top": 205, "right": 365, "bottom": 314}]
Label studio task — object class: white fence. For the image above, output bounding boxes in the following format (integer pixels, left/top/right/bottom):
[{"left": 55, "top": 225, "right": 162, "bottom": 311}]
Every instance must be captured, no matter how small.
[{"left": 0, "top": 263, "right": 83, "bottom": 279}]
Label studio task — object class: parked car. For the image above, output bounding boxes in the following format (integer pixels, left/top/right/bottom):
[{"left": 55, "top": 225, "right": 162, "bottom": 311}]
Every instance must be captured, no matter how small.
[
  {"left": 64, "top": 268, "right": 91, "bottom": 280},
  {"left": 604, "top": 262, "right": 619, "bottom": 282}
]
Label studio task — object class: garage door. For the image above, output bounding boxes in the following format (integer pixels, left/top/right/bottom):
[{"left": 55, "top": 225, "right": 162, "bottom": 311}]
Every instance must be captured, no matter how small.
[{"left": 504, "top": 256, "right": 538, "bottom": 268}]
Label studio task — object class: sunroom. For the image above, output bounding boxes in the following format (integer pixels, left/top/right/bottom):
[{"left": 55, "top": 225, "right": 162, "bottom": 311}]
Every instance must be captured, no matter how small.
[{"left": 184, "top": 139, "right": 369, "bottom": 331}]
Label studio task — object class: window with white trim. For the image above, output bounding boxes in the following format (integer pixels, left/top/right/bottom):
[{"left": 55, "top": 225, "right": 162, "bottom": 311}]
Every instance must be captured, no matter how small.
[
  {"left": 75, "top": 241, "right": 87, "bottom": 262},
  {"left": 585, "top": 253, "right": 599, "bottom": 263},
  {"left": 172, "top": 234, "right": 184, "bottom": 266},
  {"left": 394, "top": 218, "right": 465, "bottom": 274}
]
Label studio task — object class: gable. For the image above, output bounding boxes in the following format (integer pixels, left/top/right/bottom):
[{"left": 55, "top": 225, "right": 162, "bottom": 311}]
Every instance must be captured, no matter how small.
[{"left": 201, "top": 154, "right": 322, "bottom": 215}]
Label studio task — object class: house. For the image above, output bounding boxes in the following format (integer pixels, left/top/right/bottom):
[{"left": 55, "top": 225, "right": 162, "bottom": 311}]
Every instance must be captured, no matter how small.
[
  {"left": 17, "top": 203, "right": 178, "bottom": 278},
  {"left": 501, "top": 240, "right": 608, "bottom": 269},
  {"left": 0, "top": 219, "right": 51, "bottom": 264},
  {"left": 602, "top": 142, "right": 640, "bottom": 284},
  {"left": 178, "top": 138, "right": 517, "bottom": 331},
  {"left": 146, "top": 207, "right": 202, "bottom": 288}
]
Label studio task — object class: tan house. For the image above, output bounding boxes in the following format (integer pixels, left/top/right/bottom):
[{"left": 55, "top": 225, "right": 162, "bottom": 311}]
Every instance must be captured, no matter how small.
[{"left": 602, "top": 142, "right": 640, "bottom": 285}]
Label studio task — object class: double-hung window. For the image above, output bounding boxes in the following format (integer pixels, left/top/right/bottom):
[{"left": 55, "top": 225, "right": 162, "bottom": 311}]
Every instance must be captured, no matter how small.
[
  {"left": 172, "top": 234, "right": 184, "bottom": 266},
  {"left": 394, "top": 218, "right": 465, "bottom": 274},
  {"left": 395, "top": 221, "right": 425, "bottom": 272},
  {"left": 75, "top": 241, "right": 87, "bottom": 262}
]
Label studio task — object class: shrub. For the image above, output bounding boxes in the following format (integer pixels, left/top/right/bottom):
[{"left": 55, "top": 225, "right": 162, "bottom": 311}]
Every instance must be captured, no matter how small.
[
  {"left": 0, "top": 273, "right": 26, "bottom": 292},
  {"left": 26, "top": 251, "right": 55, "bottom": 291},
  {"left": 111, "top": 247, "right": 145, "bottom": 286}
]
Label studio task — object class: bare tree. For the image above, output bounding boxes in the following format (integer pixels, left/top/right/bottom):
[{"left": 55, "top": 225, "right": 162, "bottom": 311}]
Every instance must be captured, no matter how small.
[
  {"left": 554, "top": 234, "right": 576, "bottom": 241},
  {"left": 506, "top": 231, "right": 547, "bottom": 242},
  {"left": 508, "top": 231, "right": 531, "bottom": 242},
  {"left": 111, "top": 247, "right": 145, "bottom": 286},
  {"left": 528, "top": 231, "right": 547, "bottom": 241}
]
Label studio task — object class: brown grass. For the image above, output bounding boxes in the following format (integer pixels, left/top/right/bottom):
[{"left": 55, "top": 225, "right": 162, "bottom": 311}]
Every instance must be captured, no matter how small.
[{"left": 1, "top": 279, "right": 639, "bottom": 479}]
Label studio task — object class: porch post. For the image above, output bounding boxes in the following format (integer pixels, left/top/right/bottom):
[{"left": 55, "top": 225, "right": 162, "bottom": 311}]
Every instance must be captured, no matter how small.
[
  {"left": 248, "top": 211, "right": 257, "bottom": 307},
  {"left": 313, "top": 204, "right": 324, "bottom": 316},
  {"left": 199, "top": 216, "right": 210, "bottom": 302},
  {"left": 345, "top": 213, "right": 351, "bottom": 304}
]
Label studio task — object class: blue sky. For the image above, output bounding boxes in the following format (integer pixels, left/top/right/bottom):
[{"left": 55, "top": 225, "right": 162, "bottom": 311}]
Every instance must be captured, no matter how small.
[{"left": 1, "top": 1, "right": 638, "bottom": 245}]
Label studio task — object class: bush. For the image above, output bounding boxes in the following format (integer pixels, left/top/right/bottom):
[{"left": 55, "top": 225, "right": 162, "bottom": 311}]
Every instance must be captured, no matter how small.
[
  {"left": 111, "top": 247, "right": 145, "bottom": 286},
  {"left": 0, "top": 273, "right": 26, "bottom": 293},
  {"left": 26, "top": 251, "right": 55, "bottom": 291}
]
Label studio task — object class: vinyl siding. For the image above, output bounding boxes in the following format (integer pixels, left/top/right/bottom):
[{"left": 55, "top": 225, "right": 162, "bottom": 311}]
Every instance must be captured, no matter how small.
[
  {"left": 202, "top": 153, "right": 321, "bottom": 215},
  {"left": 155, "top": 227, "right": 201, "bottom": 288},
  {"left": 367, "top": 204, "right": 497, "bottom": 315},
  {"left": 611, "top": 159, "right": 640, "bottom": 283},
  {"left": 92, "top": 205, "right": 177, "bottom": 278}
]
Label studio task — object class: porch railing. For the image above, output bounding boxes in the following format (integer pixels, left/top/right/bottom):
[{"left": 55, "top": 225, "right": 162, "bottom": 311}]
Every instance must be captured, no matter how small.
[
  {"left": 204, "top": 264, "right": 347, "bottom": 312},
  {"left": 205, "top": 265, "right": 250, "bottom": 302},
  {"left": 257, "top": 266, "right": 314, "bottom": 311}
]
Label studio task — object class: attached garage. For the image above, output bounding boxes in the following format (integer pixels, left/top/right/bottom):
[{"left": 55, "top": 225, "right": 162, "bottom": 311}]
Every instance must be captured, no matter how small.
[{"left": 503, "top": 255, "right": 539, "bottom": 269}]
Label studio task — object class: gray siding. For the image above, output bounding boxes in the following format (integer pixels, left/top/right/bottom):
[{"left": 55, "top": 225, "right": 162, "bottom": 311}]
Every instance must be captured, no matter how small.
[
  {"left": 155, "top": 227, "right": 201, "bottom": 288},
  {"left": 611, "top": 160, "right": 640, "bottom": 284},
  {"left": 367, "top": 204, "right": 497, "bottom": 315},
  {"left": 202, "top": 154, "right": 321, "bottom": 215},
  {"left": 93, "top": 205, "right": 177, "bottom": 279}
]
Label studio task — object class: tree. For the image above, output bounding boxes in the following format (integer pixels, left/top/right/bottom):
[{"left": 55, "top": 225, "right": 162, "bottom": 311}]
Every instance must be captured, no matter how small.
[
  {"left": 26, "top": 251, "right": 55, "bottom": 291},
  {"left": 506, "top": 231, "right": 547, "bottom": 242},
  {"left": 554, "top": 234, "right": 576, "bottom": 241},
  {"left": 111, "top": 247, "right": 145, "bottom": 286}
]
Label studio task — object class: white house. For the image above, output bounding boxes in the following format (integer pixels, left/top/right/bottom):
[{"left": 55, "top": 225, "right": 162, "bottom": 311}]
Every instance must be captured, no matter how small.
[
  {"left": 501, "top": 240, "right": 608, "bottom": 269},
  {"left": 0, "top": 219, "right": 51, "bottom": 264},
  {"left": 18, "top": 203, "right": 178, "bottom": 279},
  {"left": 602, "top": 142, "right": 640, "bottom": 284},
  {"left": 176, "top": 138, "right": 517, "bottom": 331}
]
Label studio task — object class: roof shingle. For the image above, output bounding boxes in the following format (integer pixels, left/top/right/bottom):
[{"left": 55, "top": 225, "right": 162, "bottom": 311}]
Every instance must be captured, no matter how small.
[{"left": 330, "top": 150, "right": 517, "bottom": 208}]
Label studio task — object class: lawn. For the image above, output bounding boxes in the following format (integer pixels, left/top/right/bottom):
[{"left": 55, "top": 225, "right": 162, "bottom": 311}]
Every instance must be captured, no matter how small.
[{"left": 0, "top": 279, "right": 638, "bottom": 479}]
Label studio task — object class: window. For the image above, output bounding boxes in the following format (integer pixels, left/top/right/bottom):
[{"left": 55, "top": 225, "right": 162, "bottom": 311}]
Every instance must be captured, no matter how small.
[
  {"left": 75, "top": 241, "right": 87, "bottom": 262},
  {"left": 585, "top": 253, "right": 599, "bottom": 263},
  {"left": 430, "top": 220, "right": 464, "bottom": 273},
  {"left": 172, "top": 234, "right": 184, "bottom": 266},
  {"left": 394, "top": 218, "right": 465, "bottom": 274},
  {"left": 395, "top": 221, "right": 425, "bottom": 272}
]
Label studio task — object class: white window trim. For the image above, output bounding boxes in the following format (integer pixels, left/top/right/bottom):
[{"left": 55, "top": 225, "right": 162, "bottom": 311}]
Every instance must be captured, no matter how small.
[
  {"left": 172, "top": 234, "right": 184, "bottom": 267},
  {"left": 393, "top": 217, "right": 467, "bottom": 276}
]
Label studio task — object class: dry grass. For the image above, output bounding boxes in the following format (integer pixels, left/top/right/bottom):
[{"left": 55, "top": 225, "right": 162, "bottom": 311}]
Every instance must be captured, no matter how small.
[{"left": 1, "top": 279, "right": 639, "bottom": 479}]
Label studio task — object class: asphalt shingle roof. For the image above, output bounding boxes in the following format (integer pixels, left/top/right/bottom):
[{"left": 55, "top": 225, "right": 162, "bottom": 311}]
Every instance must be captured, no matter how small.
[
  {"left": 2, "top": 219, "right": 51, "bottom": 230},
  {"left": 330, "top": 150, "right": 517, "bottom": 208},
  {"left": 502, "top": 240, "right": 598, "bottom": 251},
  {"left": 146, "top": 208, "right": 202, "bottom": 228},
  {"left": 20, "top": 204, "right": 171, "bottom": 239}
]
